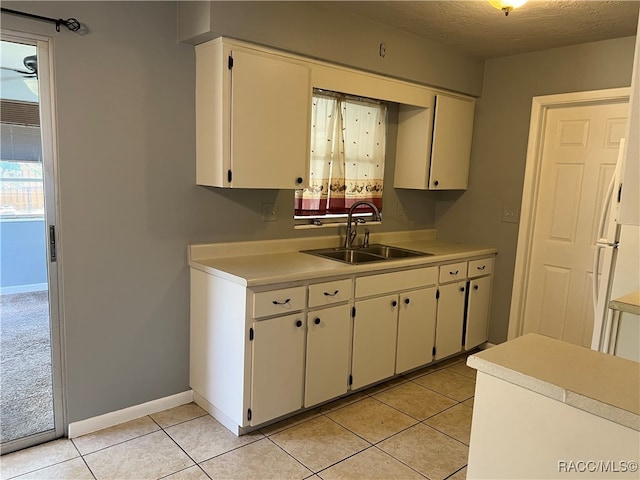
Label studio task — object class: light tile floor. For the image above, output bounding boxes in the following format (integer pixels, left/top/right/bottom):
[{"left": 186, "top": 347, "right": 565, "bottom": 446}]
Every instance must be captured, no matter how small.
[{"left": 1, "top": 354, "right": 477, "bottom": 480}]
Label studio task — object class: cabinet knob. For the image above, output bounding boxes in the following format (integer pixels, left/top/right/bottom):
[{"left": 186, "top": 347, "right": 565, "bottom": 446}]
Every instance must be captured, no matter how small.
[
  {"left": 314, "top": 317, "right": 321, "bottom": 325},
  {"left": 434, "top": 180, "right": 439, "bottom": 187},
  {"left": 296, "top": 320, "right": 303, "bottom": 327},
  {"left": 296, "top": 177, "right": 304, "bottom": 185},
  {"left": 460, "top": 287, "right": 465, "bottom": 292},
  {"left": 391, "top": 300, "right": 397, "bottom": 307},
  {"left": 474, "top": 285, "right": 479, "bottom": 291},
  {"left": 404, "top": 298, "right": 410, "bottom": 305}
]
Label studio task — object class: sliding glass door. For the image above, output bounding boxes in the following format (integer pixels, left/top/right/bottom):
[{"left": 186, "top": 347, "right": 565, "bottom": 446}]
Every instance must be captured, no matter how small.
[{"left": 1, "top": 33, "right": 64, "bottom": 454}]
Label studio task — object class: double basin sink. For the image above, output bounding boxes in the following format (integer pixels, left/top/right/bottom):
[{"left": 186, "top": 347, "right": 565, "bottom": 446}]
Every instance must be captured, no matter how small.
[{"left": 302, "top": 244, "right": 432, "bottom": 265}]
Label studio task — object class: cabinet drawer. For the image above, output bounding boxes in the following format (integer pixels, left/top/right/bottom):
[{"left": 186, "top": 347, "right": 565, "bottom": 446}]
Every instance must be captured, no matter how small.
[
  {"left": 251, "top": 286, "right": 306, "bottom": 319},
  {"left": 308, "top": 279, "right": 352, "bottom": 308},
  {"left": 468, "top": 257, "right": 493, "bottom": 278},
  {"left": 356, "top": 267, "right": 438, "bottom": 298},
  {"left": 439, "top": 261, "right": 468, "bottom": 284}
]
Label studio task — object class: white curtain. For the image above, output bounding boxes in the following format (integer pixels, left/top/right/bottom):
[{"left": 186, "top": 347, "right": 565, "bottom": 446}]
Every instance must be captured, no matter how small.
[{"left": 295, "top": 91, "right": 386, "bottom": 216}]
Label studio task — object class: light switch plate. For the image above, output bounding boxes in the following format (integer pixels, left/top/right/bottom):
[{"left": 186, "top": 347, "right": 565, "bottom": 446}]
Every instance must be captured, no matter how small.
[{"left": 502, "top": 206, "right": 519, "bottom": 224}]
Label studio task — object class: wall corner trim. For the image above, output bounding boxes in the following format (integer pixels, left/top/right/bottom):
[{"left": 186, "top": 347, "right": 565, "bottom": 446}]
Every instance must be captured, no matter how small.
[{"left": 67, "top": 390, "right": 193, "bottom": 438}]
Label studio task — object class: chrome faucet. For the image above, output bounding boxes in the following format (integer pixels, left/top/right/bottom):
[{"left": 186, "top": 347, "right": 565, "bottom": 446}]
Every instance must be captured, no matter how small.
[{"left": 344, "top": 200, "right": 381, "bottom": 248}]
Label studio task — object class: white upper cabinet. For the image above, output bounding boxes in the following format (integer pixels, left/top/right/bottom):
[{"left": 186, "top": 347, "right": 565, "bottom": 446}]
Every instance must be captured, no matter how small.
[
  {"left": 394, "top": 94, "right": 476, "bottom": 190},
  {"left": 195, "top": 38, "right": 311, "bottom": 189}
]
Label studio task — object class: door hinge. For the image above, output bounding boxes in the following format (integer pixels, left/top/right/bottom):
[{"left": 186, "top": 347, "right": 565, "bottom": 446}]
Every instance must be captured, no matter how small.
[
  {"left": 227, "top": 169, "right": 232, "bottom": 183},
  {"left": 247, "top": 408, "right": 252, "bottom": 421},
  {"left": 436, "top": 289, "right": 440, "bottom": 300},
  {"left": 249, "top": 327, "right": 254, "bottom": 341},
  {"left": 228, "top": 55, "right": 234, "bottom": 69},
  {"left": 348, "top": 374, "right": 353, "bottom": 386},
  {"left": 351, "top": 306, "right": 356, "bottom": 318},
  {"left": 49, "top": 225, "right": 57, "bottom": 262},
  {"left": 432, "top": 346, "right": 436, "bottom": 356}
]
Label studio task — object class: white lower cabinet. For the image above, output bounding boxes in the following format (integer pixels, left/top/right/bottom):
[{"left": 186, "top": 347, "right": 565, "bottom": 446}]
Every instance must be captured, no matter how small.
[
  {"left": 465, "top": 275, "right": 492, "bottom": 350},
  {"left": 304, "top": 304, "right": 352, "bottom": 407},
  {"left": 434, "top": 280, "right": 467, "bottom": 360},
  {"left": 351, "top": 294, "right": 399, "bottom": 390},
  {"left": 250, "top": 313, "right": 305, "bottom": 426},
  {"left": 396, "top": 287, "right": 437, "bottom": 374},
  {"left": 190, "top": 252, "right": 495, "bottom": 434}
]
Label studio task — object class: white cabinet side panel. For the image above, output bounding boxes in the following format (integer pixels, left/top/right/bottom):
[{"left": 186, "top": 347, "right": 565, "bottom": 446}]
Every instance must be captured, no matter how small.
[
  {"left": 190, "top": 269, "right": 248, "bottom": 426},
  {"left": 468, "top": 373, "right": 640, "bottom": 479}
]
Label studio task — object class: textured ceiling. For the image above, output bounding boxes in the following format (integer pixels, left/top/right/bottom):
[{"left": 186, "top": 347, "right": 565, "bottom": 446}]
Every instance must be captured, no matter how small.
[{"left": 321, "top": 0, "right": 640, "bottom": 59}]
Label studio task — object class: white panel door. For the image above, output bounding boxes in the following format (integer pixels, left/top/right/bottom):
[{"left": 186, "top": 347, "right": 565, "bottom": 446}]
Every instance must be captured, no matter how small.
[
  {"left": 304, "top": 304, "right": 352, "bottom": 407},
  {"left": 396, "top": 287, "right": 437, "bottom": 373},
  {"left": 251, "top": 314, "right": 305, "bottom": 425},
  {"left": 522, "top": 102, "right": 628, "bottom": 346},
  {"left": 351, "top": 295, "right": 398, "bottom": 390}
]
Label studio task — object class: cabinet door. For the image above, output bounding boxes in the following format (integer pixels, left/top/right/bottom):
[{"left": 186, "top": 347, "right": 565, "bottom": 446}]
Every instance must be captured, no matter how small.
[
  {"left": 230, "top": 48, "right": 310, "bottom": 189},
  {"left": 435, "top": 281, "right": 466, "bottom": 360},
  {"left": 396, "top": 287, "right": 437, "bottom": 374},
  {"left": 305, "top": 304, "right": 352, "bottom": 407},
  {"left": 250, "top": 314, "right": 305, "bottom": 425},
  {"left": 465, "top": 275, "right": 492, "bottom": 350},
  {"left": 351, "top": 295, "right": 398, "bottom": 390},
  {"left": 429, "top": 94, "right": 475, "bottom": 190}
]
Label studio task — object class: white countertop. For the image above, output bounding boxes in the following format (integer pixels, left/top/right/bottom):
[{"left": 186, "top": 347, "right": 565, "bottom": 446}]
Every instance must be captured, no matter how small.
[
  {"left": 610, "top": 291, "right": 640, "bottom": 315},
  {"left": 468, "top": 333, "right": 640, "bottom": 431},
  {"left": 188, "top": 230, "right": 497, "bottom": 287}
]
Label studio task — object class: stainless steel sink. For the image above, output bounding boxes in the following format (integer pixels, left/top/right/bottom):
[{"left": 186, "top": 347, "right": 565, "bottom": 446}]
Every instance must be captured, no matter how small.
[{"left": 301, "top": 244, "right": 432, "bottom": 265}]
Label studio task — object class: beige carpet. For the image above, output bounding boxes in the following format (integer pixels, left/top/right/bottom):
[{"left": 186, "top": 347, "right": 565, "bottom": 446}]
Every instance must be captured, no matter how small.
[{"left": 0, "top": 291, "right": 54, "bottom": 444}]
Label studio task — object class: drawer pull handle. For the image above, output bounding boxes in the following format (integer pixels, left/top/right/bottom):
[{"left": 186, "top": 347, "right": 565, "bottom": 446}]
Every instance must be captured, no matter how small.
[
  {"left": 404, "top": 298, "right": 410, "bottom": 305},
  {"left": 296, "top": 320, "right": 302, "bottom": 327},
  {"left": 272, "top": 298, "right": 291, "bottom": 305},
  {"left": 314, "top": 318, "right": 321, "bottom": 325},
  {"left": 477, "top": 265, "right": 486, "bottom": 270},
  {"left": 323, "top": 290, "right": 339, "bottom": 297},
  {"left": 392, "top": 300, "right": 398, "bottom": 307},
  {"left": 450, "top": 270, "right": 459, "bottom": 275}
]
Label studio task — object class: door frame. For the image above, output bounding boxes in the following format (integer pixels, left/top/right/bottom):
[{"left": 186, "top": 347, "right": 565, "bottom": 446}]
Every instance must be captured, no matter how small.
[
  {"left": 507, "top": 87, "right": 630, "bottom": 341},
  {"left": 1, "top": 29, "right": 66, "bottom": 454}
]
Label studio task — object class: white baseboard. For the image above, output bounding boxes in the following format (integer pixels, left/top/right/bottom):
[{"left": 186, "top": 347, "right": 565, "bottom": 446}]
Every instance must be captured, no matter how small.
[{"left": 67, "top": 390, "right": 193, "bottom": 438}]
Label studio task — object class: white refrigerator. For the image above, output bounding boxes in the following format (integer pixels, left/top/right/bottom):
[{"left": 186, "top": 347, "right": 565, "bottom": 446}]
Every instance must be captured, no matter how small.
[{"left": 592, "top": 140, "right": 640, "bottom": 361}]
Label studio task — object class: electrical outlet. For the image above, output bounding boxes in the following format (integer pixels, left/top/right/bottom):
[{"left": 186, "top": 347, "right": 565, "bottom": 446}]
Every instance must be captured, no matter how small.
[
  {"left": 502, "top": 206, "right": 519, "bottom": 224},
  {"left": 261, "top": 203, "right": 277, "bottom": 222}
]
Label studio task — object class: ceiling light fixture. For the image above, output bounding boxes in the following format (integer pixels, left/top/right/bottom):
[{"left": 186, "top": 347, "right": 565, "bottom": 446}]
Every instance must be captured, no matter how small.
[{"left": 488, "top": 0, "right": 528, "bottom": 16}]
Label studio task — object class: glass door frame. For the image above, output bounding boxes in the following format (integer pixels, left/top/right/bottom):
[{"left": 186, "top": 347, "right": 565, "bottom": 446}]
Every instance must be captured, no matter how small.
[{"left": 1, "top": 29, "right": 65, "bottom": 454}]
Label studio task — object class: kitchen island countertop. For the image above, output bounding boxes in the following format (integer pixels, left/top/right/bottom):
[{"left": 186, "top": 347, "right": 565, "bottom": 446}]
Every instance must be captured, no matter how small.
[{"left": 468, "top": 333, "right": 640, "bottom": 431}]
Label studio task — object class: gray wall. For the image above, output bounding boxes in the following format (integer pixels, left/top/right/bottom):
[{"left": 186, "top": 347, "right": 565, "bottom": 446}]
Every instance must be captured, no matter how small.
[
  {"left": 435, "top": 36, "right": 637, "bottom": 344},
  {"left": 0, "top": 1, "right": 441, "bottom": 425},
  {"left": 177, "top": 1, "right": 485, "bottom": 97}
]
